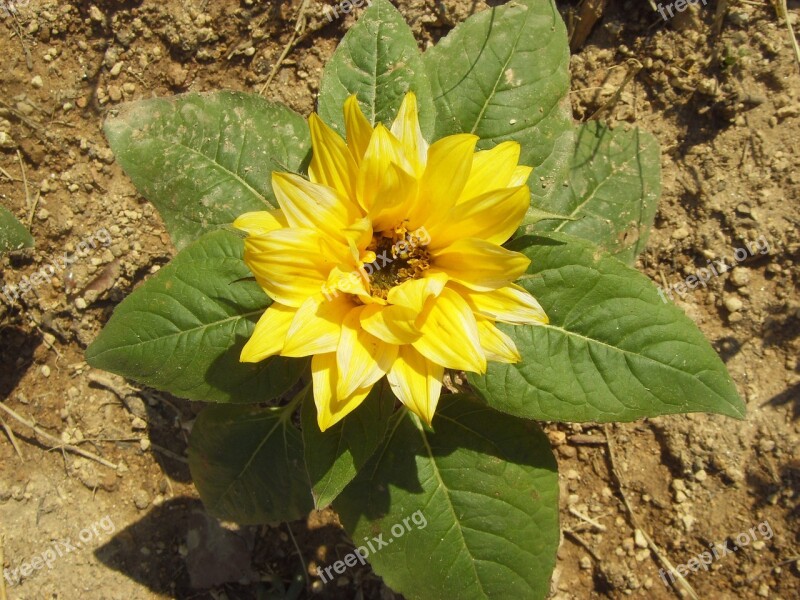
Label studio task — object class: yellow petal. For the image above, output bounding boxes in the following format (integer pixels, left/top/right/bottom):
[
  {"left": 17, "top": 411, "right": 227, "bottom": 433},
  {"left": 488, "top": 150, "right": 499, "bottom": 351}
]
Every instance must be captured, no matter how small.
[
  {"left": 457, "top": 282, "right": 548, "bottom": 325},
  {"left": 412, "top": 287, "right": 486, "bottom": 373},
  {"left": 429, "top": 238, "right": 530, "bottom": 292},
  {"left": 337, "top": 307, "right": 398, "bottom": 398},
  {"left": 357, "top": 124, "right": 414, "bottom": 212},
  {"left": 386, "top": 272, "right": 448, "bottom": 312},
  {"left": 457, "top": 141, "right": 521, "bottom": 203},
  {"left": 244, "top": 229, "right": 348, "bottom": 307},
  {"left": 240, "top": 303, "right": 296, "bottom": 362},
  {"left": 344, "top": 95, "right": 374, "bottom": 164},
  {"left": 312, "top": 352, "right": 373, "bottom": 431},
  {"left": 476, "top": 318, "right": 521, "bottom": 363},
  {"left": 368, "top": 162, "right": 420, "bottom": 232},
  {"left": 360, "top": 303, "right": 421, "bottom": 345},
  {"left": 387, "top": 346, "right": 443, "bottom": 426},
  {"left": 272, "top": 173, "right": 361, "bottom": 245},
  {"left": 426, "top": 185, "right": 529, "bottom": 249},
  {"left": 409, "top": 133, "right": 478, "bottom": 228},
  {"left": 282, "top": 294, "right": 353, "bottom": 357},
  {"left": 233, "top": 210, "right": 287, "bottom": 236},
  {"left": 509, "top": 165, "right": 533, "bottom": 187},
  {"left": 390, "top": 92, "right": 428, "bottom": 175},
  {"left": 308, "top": 113, "right": 359, "bottom": 199}
]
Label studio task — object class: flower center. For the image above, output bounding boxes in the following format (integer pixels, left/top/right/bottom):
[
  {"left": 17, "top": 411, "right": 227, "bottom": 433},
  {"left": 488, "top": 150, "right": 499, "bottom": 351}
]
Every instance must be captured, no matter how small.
[{"left": 364, "top": 225, "right": 430, "bottom": 300}]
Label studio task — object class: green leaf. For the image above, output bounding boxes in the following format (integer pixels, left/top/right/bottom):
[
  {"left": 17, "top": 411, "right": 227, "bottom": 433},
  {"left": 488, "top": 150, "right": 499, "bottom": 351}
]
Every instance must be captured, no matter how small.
[
  {"left": 302, "top": 381, "right": 395, "bottom": 509},
  {"left": 533, "top": 121, "right": 662, "bottom": 264},
  {"left": 86, "top": 229, "right": 306, "bottom": 403},
  {"left": 0, "top": 206, "right": 33, "bottom": 253},
  {"left": 424, "top": 0, "right": 574, "bottom": 205},
  {"left": 334, "top": 395, "right": 559, "bottom": 600},
  {"left": 470, "top": 233, "right": 746, "bottom": 422},
  {"left": 318, "top": 0, "right": 435, "bottom": 139},
  {"left": 104, "top": 91, "right": 310, "bottom": 249},
  {"left": 189, "top": 399, "right": 313, "bottom": 524}
]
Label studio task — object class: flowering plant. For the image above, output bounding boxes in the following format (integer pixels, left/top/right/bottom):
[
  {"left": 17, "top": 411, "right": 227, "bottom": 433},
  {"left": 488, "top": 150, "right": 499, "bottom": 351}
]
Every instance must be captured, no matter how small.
[{"left": 87, "top": 1, "right": 744, "bottom": 597}]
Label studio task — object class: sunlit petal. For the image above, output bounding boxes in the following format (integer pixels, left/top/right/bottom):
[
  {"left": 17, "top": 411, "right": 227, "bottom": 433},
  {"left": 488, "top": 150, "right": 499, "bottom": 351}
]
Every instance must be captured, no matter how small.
[
  {"left": 426, "top": 185, "right": 529, "bottom": 249},
  {"left": 458, "top": 141, "right": 521, "bottom": 203},
  {"left": 233, "top": 210, "right": 287, "bottom": 236},
  {"left": 409, "top": 133, "right": 478, "bottom": 227},
  {"left": 282, "top": 294, "right": 353, "bottom": 357},
  {"left": 455, "top": 282, "right": 548, "bottom": 325},
  {"left": 476, "top": 317, "right": 521, "bottom": 363},
  {"left": 240, "top": 303, "right": 296, "bottom": 362},
  {"left": 273, "top": 172, "right": 361, "bottom": 242},
  {"left": 337, "top": 307, "right": 398, "bottom": 398},
  {"left": 390, "top": 92, "right": 428, "bottom": 175},
  {"left": 308, "top": 113, "right": 359, "bottom": 199},
  {"left": 412, "top": 287, "right": 486, "bottom": 373},
  {"left": 312, "top": 353, "right": 373, "bottom": 431},
  {"left": 344, "top": 95, "right": 374, "bottom": 163},
  {"left": 244, "top": 229, "right": 348, "bottom": 307},
  {"left": 429, "top": 238, "right": 530, "bottom": 291},
  {"left": 387, "top": 346, "right": 443, "bottom": 426}
]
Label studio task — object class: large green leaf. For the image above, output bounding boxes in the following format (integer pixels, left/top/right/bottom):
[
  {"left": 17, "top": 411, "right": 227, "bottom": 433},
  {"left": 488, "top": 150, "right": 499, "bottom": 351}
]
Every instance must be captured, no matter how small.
[
  {"left": 533, "top": 121, "right": 661, "bottom": 264},
  {"left": 104, "top": 91, "right": 310, "bottom": 249},
  {"left": 424, "top": 0, "right": 574, "bottom": 205},
  {"left": 470, "top": 233, "right": 746, "bottom": 422},
  {"left": 333, "top": 396, "right": 559, "bottom": 600},
  {"left": 318, "top": 0, "right": 435, "bottom": 139},
  {"left": 189, "top": 400, "right": 313, "bottom": 524},
  {"left": 86, "top": 229, "right": 306, "bottom": 403},
  {"left": 302, "top": 381, "right": 395, "bottom": 509},
  {"left": 0, "top": 206, "right": 33, "bottom": 253}
]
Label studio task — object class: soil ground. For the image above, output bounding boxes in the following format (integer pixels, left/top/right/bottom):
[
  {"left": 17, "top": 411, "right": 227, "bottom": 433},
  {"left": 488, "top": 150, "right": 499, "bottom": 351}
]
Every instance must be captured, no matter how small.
[{"left": 0, "top": 1, "right": 798, "bottom": 599}]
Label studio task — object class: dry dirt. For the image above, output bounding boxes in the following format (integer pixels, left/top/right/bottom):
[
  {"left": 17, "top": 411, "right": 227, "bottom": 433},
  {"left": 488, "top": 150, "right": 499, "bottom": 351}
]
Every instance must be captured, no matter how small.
[{"left": 0, "top": 1, "right": 798, "bottom": 599}]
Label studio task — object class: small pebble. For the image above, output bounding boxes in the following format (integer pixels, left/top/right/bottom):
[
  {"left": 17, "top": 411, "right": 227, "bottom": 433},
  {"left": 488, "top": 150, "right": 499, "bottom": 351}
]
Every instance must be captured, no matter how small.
[
  {"left": 75, "top": 297, "right": 87, "bottom": 310},
  {"left": 724, "top": 296, "right": 744, "bottom": 312},
  {"left": 41, "top": 365, "right": 51, "bottom": 377},
  {"left": 730, "top": 268, "right": 750, "bottom": 287},
  {"left": 579, "top": 556, "right": 592, "bottom": 570},
  {"left": 133, "top": 489, "right": 151, "bottom": 510},
  {"left": 31, "top": 75, "right": 44, "bottom": 88},
  {"left": 634, "top": 529, "right": 647, "bottom": 549},
  {"left": 131, "top": 417, "right": 147, "bottom": 430},
  {"left": 672, "top": 227, "right": 690, "bottom": 241}
]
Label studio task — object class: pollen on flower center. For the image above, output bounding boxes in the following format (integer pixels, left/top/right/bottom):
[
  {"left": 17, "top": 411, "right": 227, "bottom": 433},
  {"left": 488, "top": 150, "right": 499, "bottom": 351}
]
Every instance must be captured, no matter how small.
[{"left": 364, "top": 224, "right": 430, "bottom": 299}]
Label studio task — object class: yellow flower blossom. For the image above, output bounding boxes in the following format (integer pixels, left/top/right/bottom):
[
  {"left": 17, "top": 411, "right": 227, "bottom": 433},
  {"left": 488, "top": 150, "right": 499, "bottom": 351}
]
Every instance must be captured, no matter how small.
[{"left": 235, "top": 93, "right": 547, "bottom": 431}]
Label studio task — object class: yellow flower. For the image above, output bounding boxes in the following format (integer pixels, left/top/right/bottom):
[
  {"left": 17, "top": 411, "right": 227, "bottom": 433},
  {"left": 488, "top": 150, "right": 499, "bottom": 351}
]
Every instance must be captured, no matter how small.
[{"left": 235, "top": 93, "right": 547, "bottom": 431}]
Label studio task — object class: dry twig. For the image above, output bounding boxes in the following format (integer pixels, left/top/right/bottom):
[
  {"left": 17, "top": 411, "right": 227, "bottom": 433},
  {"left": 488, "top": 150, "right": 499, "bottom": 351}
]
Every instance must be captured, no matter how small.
[
  {"left": 0, "top": 533, "right": 7, "bottom": 600},
  {"left": 0, "top": 415, "right": 24, "bottom": 460},
  {"left": 259, "top": 0, "right": 311, "bottom": 96},
  {"left": 0, "top": 402, "right": 118, "bottom": 470},
  {"left": 604, "top": 425, "right": 699, "bottom": 600}
]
